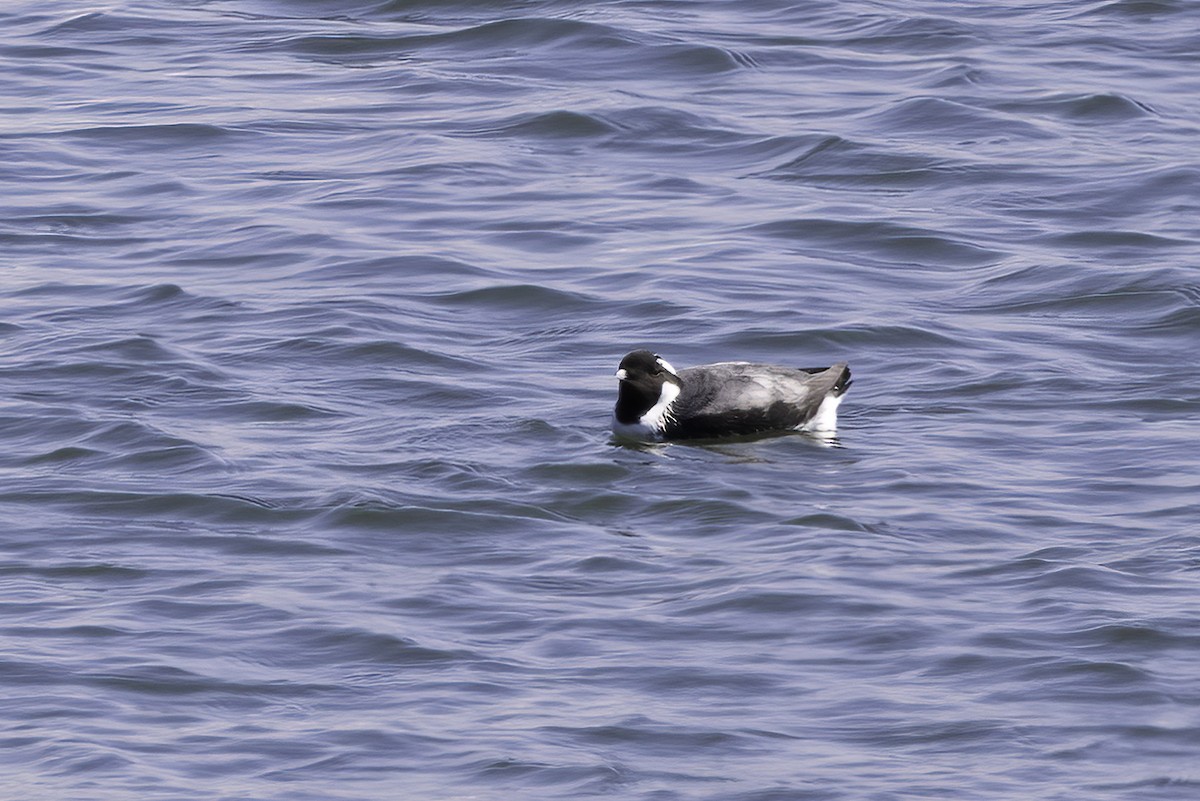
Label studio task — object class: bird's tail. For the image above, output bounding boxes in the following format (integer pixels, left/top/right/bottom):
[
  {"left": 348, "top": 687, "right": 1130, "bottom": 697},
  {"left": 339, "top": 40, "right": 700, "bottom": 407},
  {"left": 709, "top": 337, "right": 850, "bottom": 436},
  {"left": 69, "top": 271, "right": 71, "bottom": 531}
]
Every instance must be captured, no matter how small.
[
  {"left": 800, "top": 363, "right": 852, "bottom": 396},
  {"left": 832, "top": 364, "right": 852, "bottom": 396}
]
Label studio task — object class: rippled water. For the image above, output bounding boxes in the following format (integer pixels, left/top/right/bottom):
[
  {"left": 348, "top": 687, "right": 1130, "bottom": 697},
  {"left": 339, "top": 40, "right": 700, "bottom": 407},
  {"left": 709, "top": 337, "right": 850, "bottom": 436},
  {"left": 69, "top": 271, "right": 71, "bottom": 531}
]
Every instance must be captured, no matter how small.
[{"left": 3, "top": 1, "right": 1199, "bottom": 798}]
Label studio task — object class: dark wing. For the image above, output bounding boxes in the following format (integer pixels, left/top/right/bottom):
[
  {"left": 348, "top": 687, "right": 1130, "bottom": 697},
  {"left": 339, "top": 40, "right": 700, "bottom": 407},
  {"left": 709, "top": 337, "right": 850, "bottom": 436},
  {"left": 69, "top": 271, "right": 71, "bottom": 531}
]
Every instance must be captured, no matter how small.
[{"left": 666, "top": 362, "right": 849, "bottom": 439}]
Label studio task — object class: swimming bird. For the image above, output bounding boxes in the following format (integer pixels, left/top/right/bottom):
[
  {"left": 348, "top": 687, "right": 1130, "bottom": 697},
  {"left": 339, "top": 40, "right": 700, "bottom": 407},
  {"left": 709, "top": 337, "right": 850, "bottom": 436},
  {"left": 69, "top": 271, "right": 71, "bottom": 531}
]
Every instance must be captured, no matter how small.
[{"left": 612, "top": 350, "right": 852, "bottom": 441}]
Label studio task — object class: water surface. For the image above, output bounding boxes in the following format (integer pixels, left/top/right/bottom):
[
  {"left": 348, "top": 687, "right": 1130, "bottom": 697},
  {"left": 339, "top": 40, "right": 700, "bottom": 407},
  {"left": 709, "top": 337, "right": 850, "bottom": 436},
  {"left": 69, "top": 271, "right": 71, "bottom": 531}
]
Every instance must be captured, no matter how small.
[{"left": 2, "top": 1, "right": 1199, "bottom": 799}]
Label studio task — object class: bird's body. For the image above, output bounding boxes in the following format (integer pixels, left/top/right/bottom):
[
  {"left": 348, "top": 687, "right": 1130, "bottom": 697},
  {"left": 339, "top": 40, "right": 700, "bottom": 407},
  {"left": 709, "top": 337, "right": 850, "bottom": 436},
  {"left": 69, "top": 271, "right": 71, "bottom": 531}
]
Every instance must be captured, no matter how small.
[{"left": 612, "top": 350, "right": 851, "bottom": 441}]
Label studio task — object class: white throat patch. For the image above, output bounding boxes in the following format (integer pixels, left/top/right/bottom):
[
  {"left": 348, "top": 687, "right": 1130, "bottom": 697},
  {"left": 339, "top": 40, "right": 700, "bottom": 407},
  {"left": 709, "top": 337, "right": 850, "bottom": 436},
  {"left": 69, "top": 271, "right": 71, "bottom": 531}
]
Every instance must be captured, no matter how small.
[{"left": 612, "top": 380, "right": 680, "bottom": 440}]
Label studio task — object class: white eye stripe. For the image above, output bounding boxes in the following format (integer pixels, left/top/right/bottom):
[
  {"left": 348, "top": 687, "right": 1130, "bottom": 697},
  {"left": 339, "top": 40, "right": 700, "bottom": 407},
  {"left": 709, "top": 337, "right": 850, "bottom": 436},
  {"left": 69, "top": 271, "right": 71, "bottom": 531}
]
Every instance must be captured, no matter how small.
[{"left": 655, "top": 357, "right": 677, "bottom": 374}]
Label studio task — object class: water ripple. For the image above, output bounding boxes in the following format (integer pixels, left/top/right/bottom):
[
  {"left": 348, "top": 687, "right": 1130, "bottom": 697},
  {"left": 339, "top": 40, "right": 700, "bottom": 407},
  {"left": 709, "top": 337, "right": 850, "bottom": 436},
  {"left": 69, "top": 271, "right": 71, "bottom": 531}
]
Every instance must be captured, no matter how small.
[{"left": 2, "top": 0, "right": 1198, "bottom": 799}]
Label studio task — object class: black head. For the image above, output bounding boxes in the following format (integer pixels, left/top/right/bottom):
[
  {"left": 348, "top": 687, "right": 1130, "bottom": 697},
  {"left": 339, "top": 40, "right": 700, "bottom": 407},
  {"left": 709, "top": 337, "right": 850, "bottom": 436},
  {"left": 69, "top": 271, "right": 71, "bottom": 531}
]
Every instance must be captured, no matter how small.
[{"left": 613, "top": 350, "right": 681, "bottom": 424}]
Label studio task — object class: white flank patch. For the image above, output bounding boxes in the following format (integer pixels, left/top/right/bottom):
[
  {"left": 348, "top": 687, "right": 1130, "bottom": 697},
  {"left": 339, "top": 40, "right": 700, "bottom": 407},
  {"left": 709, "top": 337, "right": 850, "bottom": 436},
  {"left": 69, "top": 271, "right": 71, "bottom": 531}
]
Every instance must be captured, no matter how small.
[
  {"left": 801, "top": 392, "right": 842, "bottom": 433},
  {"left": 612, "top": 381, "right": 680, "bottom": 440}
]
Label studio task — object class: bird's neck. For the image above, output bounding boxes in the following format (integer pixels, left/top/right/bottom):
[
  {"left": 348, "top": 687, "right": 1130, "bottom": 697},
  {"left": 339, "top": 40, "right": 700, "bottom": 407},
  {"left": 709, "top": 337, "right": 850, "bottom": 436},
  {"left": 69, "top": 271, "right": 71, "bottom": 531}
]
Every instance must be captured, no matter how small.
[{"left": 614, "top": 382, "right": 657, "bottom": 424}]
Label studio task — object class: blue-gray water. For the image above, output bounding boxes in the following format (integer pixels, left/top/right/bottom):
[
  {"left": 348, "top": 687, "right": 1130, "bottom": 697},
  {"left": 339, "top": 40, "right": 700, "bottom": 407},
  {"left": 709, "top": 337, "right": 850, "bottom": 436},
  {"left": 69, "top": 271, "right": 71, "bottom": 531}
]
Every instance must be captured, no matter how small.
[{"left": 3, "top": 1, "right": 1199, "bottom": 799}]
